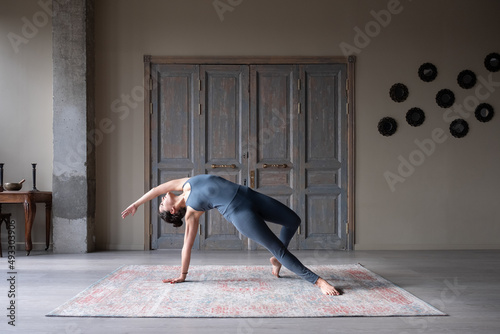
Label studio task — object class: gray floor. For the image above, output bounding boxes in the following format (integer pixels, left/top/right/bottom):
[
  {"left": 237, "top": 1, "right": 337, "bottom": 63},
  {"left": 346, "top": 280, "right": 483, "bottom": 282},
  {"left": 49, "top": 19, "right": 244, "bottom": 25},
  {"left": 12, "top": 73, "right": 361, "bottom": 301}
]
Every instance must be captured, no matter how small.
[{"left": 1, "top": 249, "right": 499, "bottom": 333}]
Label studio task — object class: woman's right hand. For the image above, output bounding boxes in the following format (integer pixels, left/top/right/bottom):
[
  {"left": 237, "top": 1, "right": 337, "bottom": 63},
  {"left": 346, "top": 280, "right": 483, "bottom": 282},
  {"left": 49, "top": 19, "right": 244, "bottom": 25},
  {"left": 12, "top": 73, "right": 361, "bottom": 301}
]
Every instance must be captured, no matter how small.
[{"left": 121, "top": 204, "right": 137, "bottom": 219}]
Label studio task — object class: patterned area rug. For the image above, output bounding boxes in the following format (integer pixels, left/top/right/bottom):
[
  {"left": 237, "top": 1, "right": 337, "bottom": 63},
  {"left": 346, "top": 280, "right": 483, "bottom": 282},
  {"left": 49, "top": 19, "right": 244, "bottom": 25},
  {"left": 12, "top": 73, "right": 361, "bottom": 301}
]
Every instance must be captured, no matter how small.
[{"left": 47, "top": 264, "right": 445, "bottom": 318}]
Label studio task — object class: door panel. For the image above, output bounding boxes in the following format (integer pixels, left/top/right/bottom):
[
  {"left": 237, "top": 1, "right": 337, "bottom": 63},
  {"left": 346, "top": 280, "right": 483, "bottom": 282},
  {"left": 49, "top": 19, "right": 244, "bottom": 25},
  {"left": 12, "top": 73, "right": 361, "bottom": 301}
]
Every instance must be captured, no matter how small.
[
  {"left": 150, "top": 64, "right": 200, "bottom": 249},
  {"left": 150, "top": 62, "right": 348, "bottom": 251},
  {"left": 299, "top": 64, "right": 347, "bottom": 249},
  {"left": 199, "top": 65, "right": 249, "bottom": 250},
  {"left": 249, "top": 65, "right": 299, "bottom": 249}
]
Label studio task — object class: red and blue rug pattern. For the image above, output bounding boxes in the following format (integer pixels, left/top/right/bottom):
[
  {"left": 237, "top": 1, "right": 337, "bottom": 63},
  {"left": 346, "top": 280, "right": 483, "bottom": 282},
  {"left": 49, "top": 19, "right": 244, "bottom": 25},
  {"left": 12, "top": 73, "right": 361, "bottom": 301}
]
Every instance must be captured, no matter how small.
[{"left": 47, "top": 264, "right": 445, "bottom": 318}]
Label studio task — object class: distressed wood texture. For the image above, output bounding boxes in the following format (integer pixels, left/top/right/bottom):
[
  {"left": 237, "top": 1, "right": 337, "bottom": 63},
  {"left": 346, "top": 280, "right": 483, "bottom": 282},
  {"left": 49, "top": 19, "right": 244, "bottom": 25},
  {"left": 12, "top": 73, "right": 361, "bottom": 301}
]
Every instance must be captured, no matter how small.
[
  {"left": 149, "top": 60, "right": 349, "bottom": 251},
  {"left": 199, "top": 65, "right": 249, "bottom": 250},
  {"left": 150, "top": 64, "right": 200, "bottom": 249},
  {"left": 298, "top": 64, "right": 348, "bottom": 250},
  {"left": 249, "top": 65, "right": 299, "bottom": 250}
]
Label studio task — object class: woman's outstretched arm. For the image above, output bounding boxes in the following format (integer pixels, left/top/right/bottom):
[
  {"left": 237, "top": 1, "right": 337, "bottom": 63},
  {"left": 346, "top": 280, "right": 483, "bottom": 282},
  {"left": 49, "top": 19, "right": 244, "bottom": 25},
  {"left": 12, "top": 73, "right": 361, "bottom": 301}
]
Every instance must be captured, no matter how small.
[
  {"left": 121, "top": 177, "right": 190, "bottom": 218},
  {"left": 163, "top": 209, "right": 202, "bottom": 283}
]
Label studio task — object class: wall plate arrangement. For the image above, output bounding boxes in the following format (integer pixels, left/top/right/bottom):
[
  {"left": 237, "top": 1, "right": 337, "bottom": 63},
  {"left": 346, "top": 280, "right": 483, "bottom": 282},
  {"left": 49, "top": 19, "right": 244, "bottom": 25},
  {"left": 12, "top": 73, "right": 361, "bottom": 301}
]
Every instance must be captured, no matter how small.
[
  {"left": 378, "top": 117, "right": 398, "bottom": 136},
  {"left": 418, "top": 63, "right": 438, "bottom": 82},
  {"left": 484, "top": 52, "right": 500, "bottom": 72},
  {"left": 475, "top": 103, "right": 494, "bottom": 123},
  {"left": 384, "top": 52, "right": 497, "bottom": 138},
  {"left": 435, "top": 89, "right": 455, "bottom": 108},
  {"left": 449, "top": 119, "right": 469, "bottom": 138},
  {"left": 406, "top": 107, "right": 425, "bottom": 127},
  {"left": 389, "top": 83, "right": 409, "bottom": 102},
  {"left": 457, "top": 70, "right": 477, "bottom": 89}
]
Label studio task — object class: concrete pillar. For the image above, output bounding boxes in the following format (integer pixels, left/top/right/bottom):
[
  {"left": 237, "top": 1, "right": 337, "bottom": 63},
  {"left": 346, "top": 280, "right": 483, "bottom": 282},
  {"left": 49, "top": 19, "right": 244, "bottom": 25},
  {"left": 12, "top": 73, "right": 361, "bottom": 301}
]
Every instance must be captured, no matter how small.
[{"left": 52, "top": 0, "right": 95, "bottom": 253}]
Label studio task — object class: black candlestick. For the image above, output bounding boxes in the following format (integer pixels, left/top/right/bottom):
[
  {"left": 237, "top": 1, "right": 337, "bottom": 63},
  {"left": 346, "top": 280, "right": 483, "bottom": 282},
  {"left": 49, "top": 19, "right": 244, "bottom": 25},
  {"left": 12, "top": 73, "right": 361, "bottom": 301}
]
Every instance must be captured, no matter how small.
[
  {"left": 0, "top": 163, "right": 4, "bottom": 192},
  {"left": 32, "top": 163, "right": 38, "bottom": 191}
]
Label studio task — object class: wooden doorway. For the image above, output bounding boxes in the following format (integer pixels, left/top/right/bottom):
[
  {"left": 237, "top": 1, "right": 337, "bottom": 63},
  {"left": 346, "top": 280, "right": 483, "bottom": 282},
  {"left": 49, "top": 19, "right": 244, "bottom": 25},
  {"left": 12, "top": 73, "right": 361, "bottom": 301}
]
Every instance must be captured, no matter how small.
[{"left": 145, "top": 56, "right": 355, "bottom": 251}]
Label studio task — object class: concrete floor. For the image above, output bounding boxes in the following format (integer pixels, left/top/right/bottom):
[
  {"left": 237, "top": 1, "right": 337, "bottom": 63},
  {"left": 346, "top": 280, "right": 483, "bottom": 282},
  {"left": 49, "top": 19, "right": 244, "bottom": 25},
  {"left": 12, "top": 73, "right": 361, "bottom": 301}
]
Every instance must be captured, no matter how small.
[{"left": 1, "top": 249, "right": 499, "bottom": 333}]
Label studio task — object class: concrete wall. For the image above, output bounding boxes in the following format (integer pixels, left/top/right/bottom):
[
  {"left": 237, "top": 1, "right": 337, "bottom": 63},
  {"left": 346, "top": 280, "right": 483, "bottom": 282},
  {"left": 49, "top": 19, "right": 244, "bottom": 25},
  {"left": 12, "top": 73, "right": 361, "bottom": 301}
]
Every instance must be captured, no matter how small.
[
  {"left": 52, "top": 0, "right": 95, "bottom": 253},
  {"left": 2, "top": 0, "right": 499, "bottom": 251}
]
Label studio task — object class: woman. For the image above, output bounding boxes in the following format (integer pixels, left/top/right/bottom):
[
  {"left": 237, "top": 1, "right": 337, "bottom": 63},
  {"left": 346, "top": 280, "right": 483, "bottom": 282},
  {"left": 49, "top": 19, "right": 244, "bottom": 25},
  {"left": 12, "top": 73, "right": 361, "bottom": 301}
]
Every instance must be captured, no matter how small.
[{"left": 121, "top": 174, "right": 339, "bottom": 296}]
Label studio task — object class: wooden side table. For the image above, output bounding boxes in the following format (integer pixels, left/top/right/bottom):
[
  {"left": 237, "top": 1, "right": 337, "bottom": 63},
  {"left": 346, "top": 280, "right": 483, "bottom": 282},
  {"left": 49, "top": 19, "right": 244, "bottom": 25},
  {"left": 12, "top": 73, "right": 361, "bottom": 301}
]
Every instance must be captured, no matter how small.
[{"left": 0, "top": 191, "right": 52, "bottom": 255}]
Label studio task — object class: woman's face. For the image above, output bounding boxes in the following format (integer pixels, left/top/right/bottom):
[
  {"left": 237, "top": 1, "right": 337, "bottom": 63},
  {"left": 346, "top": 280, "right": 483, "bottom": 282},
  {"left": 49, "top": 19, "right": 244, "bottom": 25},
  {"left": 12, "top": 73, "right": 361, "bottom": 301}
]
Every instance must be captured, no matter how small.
[{"left": 159, "top": 193, "right": 175, "bottom": 214}]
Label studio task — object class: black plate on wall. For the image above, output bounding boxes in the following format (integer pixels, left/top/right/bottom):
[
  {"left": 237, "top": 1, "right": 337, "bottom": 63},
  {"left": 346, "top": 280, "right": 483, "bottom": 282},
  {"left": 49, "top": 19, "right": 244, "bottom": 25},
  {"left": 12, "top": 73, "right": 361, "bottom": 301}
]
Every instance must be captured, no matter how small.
[
  {"left": 449, "top": 119, "right": 469, "bottom": 138},
  {"left": 406, "top": 107, "right": 425, "bottom": 127},
  {"left": 436, "top": 89, "right": 455, "bottom": 108},
  {"left": 457, "top": 70, "right": 476, "bottom": 89},
  {"left": 378, "top": 117, "right": 398, "bottom": 136},
  {"left": 418, "top": 63, "right": 438, "bottom": 82},
  {"left": 484, "top": 52, "right": 500, "bottom": 72},
  {"left": 389, "top": 83, "right": 409, "bottom": 103},
  {"left": 475, "top": 103, "right": 494, "bottom": 122}
]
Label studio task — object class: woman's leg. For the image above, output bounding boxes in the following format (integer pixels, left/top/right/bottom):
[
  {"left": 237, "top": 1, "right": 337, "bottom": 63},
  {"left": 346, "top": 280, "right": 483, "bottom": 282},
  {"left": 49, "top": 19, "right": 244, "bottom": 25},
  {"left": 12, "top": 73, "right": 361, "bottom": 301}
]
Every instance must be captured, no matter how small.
[
  {"left": 247, "top": 189, "right": 301, "bottom": 248},
  {"left": 225, "top": 188, "right": 340, "bottom": 295},
  {"left": 228, "top": 207, "right": 319, "bottom": 284}
]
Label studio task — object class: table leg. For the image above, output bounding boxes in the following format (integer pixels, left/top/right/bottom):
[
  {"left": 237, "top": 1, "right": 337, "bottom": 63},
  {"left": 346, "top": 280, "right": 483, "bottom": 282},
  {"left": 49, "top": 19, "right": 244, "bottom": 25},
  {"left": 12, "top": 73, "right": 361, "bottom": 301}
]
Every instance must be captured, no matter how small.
[
  {"left": 45, "top": 202, "right": 51, "bottom": 251},
  {"left": 23, "top": 197, "right": 36, "bottom": 256},
  {"left": 0, "top": 219, "right": 2, "bottom": 258}
]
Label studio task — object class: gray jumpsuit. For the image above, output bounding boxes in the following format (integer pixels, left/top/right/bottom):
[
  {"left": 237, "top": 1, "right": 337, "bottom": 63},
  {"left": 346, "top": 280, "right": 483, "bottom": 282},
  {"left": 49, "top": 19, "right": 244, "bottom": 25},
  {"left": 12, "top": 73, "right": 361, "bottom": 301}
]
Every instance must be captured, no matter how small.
[{"left": 184, "top": 174, "right": 319, "bottom": 284}]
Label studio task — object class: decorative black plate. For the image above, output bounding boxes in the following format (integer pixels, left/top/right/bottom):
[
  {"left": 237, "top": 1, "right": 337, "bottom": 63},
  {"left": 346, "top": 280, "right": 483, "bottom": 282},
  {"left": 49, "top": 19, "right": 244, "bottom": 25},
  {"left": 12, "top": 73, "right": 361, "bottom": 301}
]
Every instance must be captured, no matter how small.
[
  {"left": 449, "top": 119, "right": 469, "bottom": 138},
  {"left": 475, "top": 103, "right": 494, "bottom": 123},
  {"left": 418, "top": 63, "right": 438, "bottom": 82},
  {"left": 457, "top": 70, "right": 476, "bottom": 89},
  {"left": 378, "top": 117, "right": 398, "bottom": 136},
  {"left": 406, "top": 107, "right": 425, "bottom": 127},
  {"left": 484, "top": 52, "right": 500, "bottom": 72},
  {"left": 436, "top": 89, "right": 455, "bottom": 108},
  {"left": 389, "top": 83, "right": 409, "bottom": 103}
]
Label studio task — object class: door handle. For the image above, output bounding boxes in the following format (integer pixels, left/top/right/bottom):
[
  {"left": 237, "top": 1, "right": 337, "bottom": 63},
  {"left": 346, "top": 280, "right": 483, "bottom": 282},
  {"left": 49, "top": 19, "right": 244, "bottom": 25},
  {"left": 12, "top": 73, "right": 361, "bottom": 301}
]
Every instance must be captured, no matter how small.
[
  {"left": 250, "top": 170, "right": 255, "bottom": 188},
  {"left": 211, "top": 164, "right": 236, "bottom": 169},
  {"left": 262, "top": 163, "right": 288, "bottom": 168}
]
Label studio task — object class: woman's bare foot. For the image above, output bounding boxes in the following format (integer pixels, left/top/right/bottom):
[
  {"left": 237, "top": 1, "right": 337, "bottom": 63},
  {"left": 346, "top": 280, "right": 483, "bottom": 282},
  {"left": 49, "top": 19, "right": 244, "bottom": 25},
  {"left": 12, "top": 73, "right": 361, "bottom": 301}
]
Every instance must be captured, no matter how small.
[
  {"left": 315, "top": 277, "right": 340, "bottom": 296},
  {"left": 270, "top": 257, "right": 282, "bottom": 278}
]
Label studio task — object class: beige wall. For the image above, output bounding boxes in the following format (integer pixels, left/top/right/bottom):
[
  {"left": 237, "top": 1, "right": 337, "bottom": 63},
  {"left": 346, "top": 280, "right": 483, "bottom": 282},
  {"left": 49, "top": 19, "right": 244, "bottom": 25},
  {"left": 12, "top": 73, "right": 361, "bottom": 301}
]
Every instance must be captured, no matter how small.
[
  {"left": 1, "top": 0, "right": 53, "bottom": 250},
  {"left": 2, "top": 0, "right": 499, "bottom": 251}
]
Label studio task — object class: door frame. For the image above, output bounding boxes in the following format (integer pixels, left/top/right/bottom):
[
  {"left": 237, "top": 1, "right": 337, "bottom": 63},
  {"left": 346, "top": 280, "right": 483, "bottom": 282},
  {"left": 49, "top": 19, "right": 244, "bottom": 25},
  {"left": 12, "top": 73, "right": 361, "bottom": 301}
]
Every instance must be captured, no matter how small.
[{"left": 143, "top": 55, "right": 356, "bottom": 250}]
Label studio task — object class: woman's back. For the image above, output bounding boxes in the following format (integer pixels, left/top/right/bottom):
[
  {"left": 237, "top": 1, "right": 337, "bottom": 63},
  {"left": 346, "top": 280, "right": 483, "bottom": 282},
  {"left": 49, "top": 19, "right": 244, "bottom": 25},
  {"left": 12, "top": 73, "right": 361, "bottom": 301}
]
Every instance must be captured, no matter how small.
[{"left": 184, "top": 175, "right": 240, "bottom": 215}]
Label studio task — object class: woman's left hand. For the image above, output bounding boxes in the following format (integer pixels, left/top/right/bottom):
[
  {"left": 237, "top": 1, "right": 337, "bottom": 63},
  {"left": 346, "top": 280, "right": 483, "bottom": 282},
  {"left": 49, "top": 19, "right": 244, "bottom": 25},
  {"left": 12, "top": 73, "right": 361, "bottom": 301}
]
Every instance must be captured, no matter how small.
[{"left": 162, "top": 276, "right": 186, "bottom": 284}]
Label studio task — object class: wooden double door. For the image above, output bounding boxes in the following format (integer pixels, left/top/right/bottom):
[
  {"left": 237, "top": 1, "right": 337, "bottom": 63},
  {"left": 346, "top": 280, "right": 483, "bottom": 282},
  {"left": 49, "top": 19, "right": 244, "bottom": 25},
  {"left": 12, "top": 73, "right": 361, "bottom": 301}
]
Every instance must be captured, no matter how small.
[{"left": 149, "top": 63, "right": 349, "bottom": 251}]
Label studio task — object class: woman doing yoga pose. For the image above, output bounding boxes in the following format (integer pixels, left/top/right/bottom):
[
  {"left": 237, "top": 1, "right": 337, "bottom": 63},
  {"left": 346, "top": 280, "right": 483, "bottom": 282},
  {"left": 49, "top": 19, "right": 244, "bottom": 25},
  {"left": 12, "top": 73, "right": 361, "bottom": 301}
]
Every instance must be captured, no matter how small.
[{"left": 121, "top": 174, "right": 339, "bottom": 296}]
